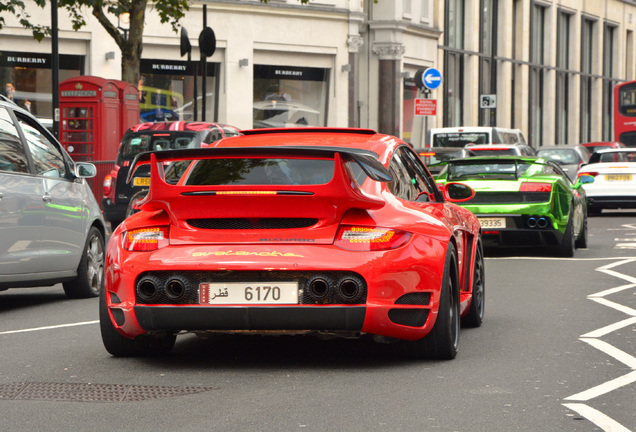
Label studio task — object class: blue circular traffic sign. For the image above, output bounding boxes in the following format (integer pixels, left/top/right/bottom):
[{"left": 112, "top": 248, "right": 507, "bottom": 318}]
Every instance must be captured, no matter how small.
[{"left": 422, "top": 67, "right": 442, "bottom": 90}]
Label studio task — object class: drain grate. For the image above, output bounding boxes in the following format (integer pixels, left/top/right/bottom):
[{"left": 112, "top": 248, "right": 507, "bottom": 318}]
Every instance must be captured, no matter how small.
[{"left": 0, "top": 382, "right": 214, "bottom": 403}]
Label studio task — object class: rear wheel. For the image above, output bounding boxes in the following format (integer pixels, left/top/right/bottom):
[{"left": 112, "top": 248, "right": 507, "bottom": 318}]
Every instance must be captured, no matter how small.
[
  {"left": 63, "top": 227, "right": 104, "bottom": 299},
  {"left": 557, "top": 213, "right": 575, "bottom": 257},
  {"left": 99, "top": 288, "right": 176, "bottom": 357},
  {"left": 405, "top": 243, "right": 460, "bottom": 360},
  {"left": 462, "top": 241, "right": 485, "bottom": 328},
  {"left": 575, "top": 213, "right": 588, "bottom": 249}
]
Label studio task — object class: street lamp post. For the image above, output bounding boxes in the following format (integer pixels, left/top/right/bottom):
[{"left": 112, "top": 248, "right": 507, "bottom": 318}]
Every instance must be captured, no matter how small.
[{"left": 118, "top": 12, "right": 130, "bottom": 40}]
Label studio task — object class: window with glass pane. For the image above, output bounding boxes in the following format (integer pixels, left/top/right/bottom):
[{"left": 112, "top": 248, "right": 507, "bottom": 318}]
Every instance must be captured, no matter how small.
[
  {"left": 580, "top": 18, "right": 594, "bottom": 143},
  {"left": 444, "top": 0, "right": 465, "bottom": 127},
  {"left": 555, "top": 11, "right": 570, "bottom": 144},
  {"left": 602, "top": 25, "right": 616, "bottom": 141},
  {"left": 529, "top": 4, "right": 546, "bottom": 147}
]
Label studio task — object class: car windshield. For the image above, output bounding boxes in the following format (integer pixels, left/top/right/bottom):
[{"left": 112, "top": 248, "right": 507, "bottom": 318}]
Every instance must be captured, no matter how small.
[
  {"left": 433, "top": 132, "right": 489, "bottom": 148},
  {"left": 185, "top": 157, "right": 336, "bottom": 186},
  {"left": 122, "top": 132, "right": 199, "bottom": 158},
  {"left": 537, "top": 149, "right": 577, "bottom": 164},
  {"left": 448, "top": 161, "right": 532, "bottom": 180}
]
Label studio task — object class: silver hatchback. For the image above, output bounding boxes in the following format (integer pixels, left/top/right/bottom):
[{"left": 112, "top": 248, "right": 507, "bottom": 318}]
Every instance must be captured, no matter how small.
[{"left": 0, "top": 99, "right": 106, "bottom": 298}]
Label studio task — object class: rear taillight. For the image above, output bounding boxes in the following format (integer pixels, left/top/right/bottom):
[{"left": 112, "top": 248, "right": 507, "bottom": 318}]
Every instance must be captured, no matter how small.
[
  {"left": 520, "top": 182, "right": 552, "bottom": 192},
  {"left": 103, "top": 166, "right": 120, "bottom": 196},
  {"left": 103, "top": 175, "right": 112, "bottom": 196},
  {"left": 122, "top": 227, "right": 169, "bottom": 252},
  {"left": 334, "top": 225, "right": 411, "bottom": 251}
]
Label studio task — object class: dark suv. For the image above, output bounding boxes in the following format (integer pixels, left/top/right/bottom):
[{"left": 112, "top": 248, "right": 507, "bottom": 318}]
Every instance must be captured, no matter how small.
[{"left": 102, "top": 122, "right": 241, "bottom": 228}]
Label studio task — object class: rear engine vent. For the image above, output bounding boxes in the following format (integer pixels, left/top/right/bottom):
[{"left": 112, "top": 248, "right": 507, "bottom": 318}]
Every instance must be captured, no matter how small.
[
  {"left": 395, "top": 292, "right": 431, "bottom": 305},
  {"left": 187, "top": 218, "right": 318, "bottom": 230},
  {"left": 388, "top": 309, "right": 430, "bottom": 327}
]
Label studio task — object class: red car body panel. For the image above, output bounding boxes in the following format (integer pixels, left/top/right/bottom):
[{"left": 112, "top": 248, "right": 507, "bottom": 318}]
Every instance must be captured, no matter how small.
[{"left": 104, "top": 128, "right": 481, "bottom": 344}]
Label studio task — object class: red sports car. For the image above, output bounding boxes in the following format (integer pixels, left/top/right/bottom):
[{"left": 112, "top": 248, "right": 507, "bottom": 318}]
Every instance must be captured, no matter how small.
[{"left": 100, "top": 128, "right": 484, "bottom": 360}]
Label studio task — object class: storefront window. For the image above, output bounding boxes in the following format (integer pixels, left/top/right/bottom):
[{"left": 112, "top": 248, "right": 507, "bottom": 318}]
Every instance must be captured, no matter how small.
[
  {"left": 0, "top": 51, "right": 84, "bottom": 119},
  {"left": 253, "top": 65, "right": 329, "bottom": 128},
  {"left": 139, "top": 59, "right": 218, "bottom": 123}
]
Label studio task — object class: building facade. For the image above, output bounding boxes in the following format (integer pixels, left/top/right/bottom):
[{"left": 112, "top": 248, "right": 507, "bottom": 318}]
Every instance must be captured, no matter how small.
[{"left": 1, "top": 0, "right": 636, "bottom": 150}]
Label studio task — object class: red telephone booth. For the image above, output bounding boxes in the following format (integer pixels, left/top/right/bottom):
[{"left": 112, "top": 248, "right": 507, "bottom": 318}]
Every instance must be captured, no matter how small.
[
  {"left": 115, "top": 80, "right": 141, "bottom": 136},
  {"left": 59, "top": 76, "right": 140, "bottom": 207},
  {"left": 59, "top": 76, "right": 140, "bottom": 162}
]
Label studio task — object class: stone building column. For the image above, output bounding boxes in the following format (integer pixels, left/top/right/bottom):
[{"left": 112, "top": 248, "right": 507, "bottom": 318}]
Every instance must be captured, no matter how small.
[
  {"left": 347, "top": 35, "right": 364, "bottom": 128},
  {"left": 372, "top": 42, "right": 405, "bottom": 137}
]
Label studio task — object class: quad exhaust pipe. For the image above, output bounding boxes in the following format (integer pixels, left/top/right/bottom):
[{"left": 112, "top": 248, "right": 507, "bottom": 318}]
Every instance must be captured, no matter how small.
[
  {"left": 137, "top": 275, "right": 187, "bottom": 301},
  {"left": 527, "top": 216, "right": 548, "bottom": 229},
  {"left": 307, "top": 275, "right": 364, "bottom": 302}
]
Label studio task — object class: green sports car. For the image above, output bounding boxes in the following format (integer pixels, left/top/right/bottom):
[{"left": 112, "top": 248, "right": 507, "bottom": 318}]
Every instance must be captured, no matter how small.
[{"left": 435, "top": 156, "right": 594, "bottom": 256}]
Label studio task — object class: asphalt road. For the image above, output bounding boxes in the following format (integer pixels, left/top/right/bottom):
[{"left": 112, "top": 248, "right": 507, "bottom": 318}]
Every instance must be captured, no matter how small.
[{"left": 1, "top": 211, "right": 635, "bottom": 432}]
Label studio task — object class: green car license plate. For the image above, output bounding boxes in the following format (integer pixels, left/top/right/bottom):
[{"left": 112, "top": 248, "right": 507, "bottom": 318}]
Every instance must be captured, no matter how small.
[{"left": 478, "top": 217, "right": 506, "bottom": 228}]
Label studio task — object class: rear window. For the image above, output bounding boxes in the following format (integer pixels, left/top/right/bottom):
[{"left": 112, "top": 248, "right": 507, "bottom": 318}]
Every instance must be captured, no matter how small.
[
  {"left": 185, "top": 158, "right": 336, "bottom": 186},
  {"left": 448, "top": 161, "right": 532, "bottom": 180},
  {"left": 122, "top": 132, "right": 200, "bottom": 158},
  {"left": 536, "top": 149, "right": 578, "bottom": 164},
  {"left": 433, "top": 132, "right": 489, "bottom": 147}
]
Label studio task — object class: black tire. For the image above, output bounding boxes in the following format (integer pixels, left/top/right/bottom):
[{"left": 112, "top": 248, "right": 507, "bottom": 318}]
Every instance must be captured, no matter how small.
[
  {"left": 557, "top": 213, "right": 575, "bottom": 258},
  {"left": 63, "top": 227, "right": 104, "bottom": 299},
  {"left": 575, "top": 213, "right": 588, "bottom": 249},
  {"left": 405, "top": 243, "right": 460, "bottom": 360},
  {"left": 99, "top": 288, "right": 176, "bottom": 357},
  {"left": 462, "top": 240, "right": 485, "bottom": 328},
  {"left": 588, "top": 206, "right": 602, "bottom": 216}
]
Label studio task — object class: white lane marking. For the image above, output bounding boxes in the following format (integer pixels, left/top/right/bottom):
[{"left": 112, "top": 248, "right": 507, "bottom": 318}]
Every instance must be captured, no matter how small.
[
  {"left": 562, "top": 404, "right": 633, "bottom": 432},
  {"left": 589, "top": 283, "right": 636, "bottom": 298},
  {"left": 579, "top": 338, "right": 636, "bottom": 369},
  {"left": 582, "top": 317, "right": 636, "bottom": 338},
  {"left": 564, "top": 370, "right": 636, "bottom": 401},
  {"left": 563, "top": 257, "right": 636, "bottom": 431},
  {"left": 589, "top": 297, "right": 636, "bottom": 316},
  {"left": 487, "top": 256, "right": 636, "bottom": 261},
  {"left": 0, "top": 320, "right": 98, "bottom": 335}
]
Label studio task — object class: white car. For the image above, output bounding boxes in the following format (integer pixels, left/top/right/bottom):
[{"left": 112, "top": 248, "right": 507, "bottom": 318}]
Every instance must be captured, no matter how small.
[{"left": 577, "top": 148, "right": 636, "bottom": 215}]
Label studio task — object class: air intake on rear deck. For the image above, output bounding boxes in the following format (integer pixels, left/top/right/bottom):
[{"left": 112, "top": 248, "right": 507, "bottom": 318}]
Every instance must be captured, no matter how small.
[{"left": 187, "top": 218, "right": 318, "bottom": 230}]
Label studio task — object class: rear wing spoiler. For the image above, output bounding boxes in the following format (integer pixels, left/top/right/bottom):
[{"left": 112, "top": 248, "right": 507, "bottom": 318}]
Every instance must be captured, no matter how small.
[{"left": 126, "top": 146, "right": 393, "bottom": 184}]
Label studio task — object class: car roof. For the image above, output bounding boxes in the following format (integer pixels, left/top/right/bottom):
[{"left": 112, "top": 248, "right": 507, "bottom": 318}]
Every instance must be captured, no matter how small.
[
  {"left": 594, "top": 148, "right": 636, "bottom": 153},
  {"left": 129, "top": 121, "right": 237, "bottom": 133},
  {"left": 212, "top": 128, "right": 400, "bottom": 157},
  {"left": 581, "top": 141, "right": 624, "bottom": 147}
]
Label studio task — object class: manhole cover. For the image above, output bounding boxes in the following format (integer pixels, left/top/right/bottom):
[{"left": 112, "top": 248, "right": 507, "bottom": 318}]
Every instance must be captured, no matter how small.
[{"left": 0, "top": 382, "right": 214, "bottom": 402}]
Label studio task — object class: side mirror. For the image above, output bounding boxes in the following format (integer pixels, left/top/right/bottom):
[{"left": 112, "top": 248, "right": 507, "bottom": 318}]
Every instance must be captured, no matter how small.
[
  {"left": 576, "top": 175, "right": 595, "bottom": 185},
  {"left": 443, "top": 182, "right": 475, "bottom": 202},
  {"left": 74, "top": 162, "right": 97, "bottom": 179}
]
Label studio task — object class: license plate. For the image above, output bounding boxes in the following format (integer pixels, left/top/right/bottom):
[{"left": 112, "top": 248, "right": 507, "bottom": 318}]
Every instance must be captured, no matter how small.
[
  {"left": 199, "top": 282, "right": 299, "bottom": 305},
  {"left": 478, "top": 217, "right": 506, "bottom": 228},
  {"left": 133, "top": 177, "right": 150, "bottom": 186},
  {"left": 606, "top": 174, "right": 632, "bottom": 181}
]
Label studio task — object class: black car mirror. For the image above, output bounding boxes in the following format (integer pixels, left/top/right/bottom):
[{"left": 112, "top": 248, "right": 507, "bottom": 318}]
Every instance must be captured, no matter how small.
[
  {"left": 444, "top": 182, "right": 475, "bottom": 202},
  {"left": 75, "top": 162, "right": 97, "bottom": 179}
]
